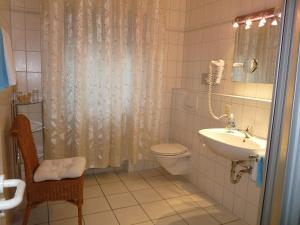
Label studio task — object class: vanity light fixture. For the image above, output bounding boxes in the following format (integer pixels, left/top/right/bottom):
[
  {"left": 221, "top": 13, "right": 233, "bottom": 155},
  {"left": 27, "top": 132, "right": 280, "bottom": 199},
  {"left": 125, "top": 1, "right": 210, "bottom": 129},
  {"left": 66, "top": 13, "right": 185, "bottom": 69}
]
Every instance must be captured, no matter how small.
[{"left": 232, "top": 8, "right": 281, "bottom": 29}]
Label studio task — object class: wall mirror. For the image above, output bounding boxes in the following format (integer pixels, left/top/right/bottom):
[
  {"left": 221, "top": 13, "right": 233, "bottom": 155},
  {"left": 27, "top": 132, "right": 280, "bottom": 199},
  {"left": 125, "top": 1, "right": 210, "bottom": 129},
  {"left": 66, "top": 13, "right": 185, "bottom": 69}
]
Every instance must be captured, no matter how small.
[{"left": 232, "top": 8, "right": 281, "bottom": 83}]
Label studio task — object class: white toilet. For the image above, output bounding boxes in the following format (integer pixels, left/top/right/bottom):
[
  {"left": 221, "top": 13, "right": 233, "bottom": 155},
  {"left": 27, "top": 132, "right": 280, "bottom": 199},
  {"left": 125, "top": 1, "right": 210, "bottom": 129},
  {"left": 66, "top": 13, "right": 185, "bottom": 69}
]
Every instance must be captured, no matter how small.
[{"left": 151, "top": 143, "right": 191, "bottom": 175}]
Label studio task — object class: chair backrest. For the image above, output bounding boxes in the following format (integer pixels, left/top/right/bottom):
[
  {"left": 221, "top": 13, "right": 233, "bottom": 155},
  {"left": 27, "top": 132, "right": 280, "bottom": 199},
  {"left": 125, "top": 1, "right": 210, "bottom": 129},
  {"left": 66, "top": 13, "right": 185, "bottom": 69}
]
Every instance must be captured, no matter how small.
[{"left": 11, "top": 114, "right": 39, "bottom": 184}]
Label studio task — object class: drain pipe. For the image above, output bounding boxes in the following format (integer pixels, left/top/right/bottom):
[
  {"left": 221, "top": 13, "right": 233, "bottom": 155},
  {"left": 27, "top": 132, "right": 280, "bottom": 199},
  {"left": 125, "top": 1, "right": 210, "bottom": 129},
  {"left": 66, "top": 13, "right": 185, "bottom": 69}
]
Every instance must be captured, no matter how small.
[{"left": 230, "top": 155, "right": 258, "bottom": 184}]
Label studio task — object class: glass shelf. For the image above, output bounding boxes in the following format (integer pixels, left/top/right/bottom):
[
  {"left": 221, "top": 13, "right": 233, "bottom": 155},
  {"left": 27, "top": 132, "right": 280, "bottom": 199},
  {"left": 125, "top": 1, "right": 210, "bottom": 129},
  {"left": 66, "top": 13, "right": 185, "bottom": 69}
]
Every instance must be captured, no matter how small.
[
  {"left": 13, "top": 100, "right": 43, "bottom": 106},
  {"left": 31, "top": 121, "right": 44, "bottom": 133}
]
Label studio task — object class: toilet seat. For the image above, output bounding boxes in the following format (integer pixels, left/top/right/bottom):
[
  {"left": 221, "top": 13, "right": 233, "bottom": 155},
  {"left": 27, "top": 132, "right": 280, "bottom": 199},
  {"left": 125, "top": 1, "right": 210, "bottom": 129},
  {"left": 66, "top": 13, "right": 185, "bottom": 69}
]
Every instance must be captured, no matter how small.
[{"left": 151, "top": 143, "right": 188, "bottom": 156}]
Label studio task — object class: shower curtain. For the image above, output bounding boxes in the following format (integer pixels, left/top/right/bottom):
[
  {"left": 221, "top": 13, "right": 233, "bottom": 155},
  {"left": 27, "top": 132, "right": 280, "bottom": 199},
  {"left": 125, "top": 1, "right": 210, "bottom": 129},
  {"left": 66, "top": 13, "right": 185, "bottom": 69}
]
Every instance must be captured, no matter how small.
[{"left": 41, "top": 0, "right": 165, "bottom": 168}]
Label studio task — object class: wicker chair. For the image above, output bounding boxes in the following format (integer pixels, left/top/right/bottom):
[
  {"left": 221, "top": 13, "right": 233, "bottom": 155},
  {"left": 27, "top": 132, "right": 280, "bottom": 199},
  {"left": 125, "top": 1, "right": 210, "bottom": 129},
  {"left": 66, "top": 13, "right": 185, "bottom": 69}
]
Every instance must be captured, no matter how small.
[{"left": 11, "top": 114, "right": 84, "bottom": 225}]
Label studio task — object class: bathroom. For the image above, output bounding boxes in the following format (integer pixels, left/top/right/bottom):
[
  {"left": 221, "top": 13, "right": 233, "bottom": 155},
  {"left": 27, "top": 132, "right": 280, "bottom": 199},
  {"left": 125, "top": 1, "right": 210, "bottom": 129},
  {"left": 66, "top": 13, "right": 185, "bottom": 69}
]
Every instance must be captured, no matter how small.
[{"left": 1, "top": 0, "right": 300, "bottom": 225}]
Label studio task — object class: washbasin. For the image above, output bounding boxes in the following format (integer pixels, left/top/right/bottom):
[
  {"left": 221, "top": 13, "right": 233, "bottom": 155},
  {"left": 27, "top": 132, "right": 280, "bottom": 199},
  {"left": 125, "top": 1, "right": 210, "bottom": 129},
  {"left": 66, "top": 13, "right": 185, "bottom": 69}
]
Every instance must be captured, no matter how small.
[{"left": 199, "top": 128, "right": 266, "bottom": 160}]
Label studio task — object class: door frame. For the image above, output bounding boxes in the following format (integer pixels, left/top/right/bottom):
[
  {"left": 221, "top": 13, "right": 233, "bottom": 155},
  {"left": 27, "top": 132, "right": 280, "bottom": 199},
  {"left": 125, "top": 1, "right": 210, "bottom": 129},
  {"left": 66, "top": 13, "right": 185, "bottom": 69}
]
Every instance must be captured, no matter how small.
[{"left": 260, "top": 0, "right": 300, "bottom": 224}]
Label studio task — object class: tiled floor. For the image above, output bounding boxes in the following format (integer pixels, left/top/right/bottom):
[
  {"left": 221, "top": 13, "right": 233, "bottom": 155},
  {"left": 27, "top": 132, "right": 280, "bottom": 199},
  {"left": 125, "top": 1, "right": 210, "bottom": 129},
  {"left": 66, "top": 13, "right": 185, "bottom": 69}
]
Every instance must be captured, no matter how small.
[{"left": 12, "top": 168, "right": 249, "bottom": 225}]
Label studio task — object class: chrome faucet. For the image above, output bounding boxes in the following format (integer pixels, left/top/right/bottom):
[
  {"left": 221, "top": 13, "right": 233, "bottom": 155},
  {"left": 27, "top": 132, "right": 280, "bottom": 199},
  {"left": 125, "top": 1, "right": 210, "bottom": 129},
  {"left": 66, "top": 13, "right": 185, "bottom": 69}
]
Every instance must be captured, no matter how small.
[{"left": 238, "top": 126, "right": 253, "bottom": 138}]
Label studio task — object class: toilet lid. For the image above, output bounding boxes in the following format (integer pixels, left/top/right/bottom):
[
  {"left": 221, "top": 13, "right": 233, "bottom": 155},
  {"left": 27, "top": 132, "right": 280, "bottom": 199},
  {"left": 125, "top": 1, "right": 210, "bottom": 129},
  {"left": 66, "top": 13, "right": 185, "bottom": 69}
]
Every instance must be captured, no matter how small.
[{"left": 151, "top": 143, "right": 188, "bottom": 156}]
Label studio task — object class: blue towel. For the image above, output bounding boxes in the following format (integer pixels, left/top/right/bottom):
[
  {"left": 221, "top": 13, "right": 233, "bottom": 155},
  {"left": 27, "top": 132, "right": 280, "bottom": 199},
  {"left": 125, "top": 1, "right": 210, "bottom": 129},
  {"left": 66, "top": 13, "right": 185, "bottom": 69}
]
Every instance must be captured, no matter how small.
[
  {"left": 0, "top": 27, "right": 16, "bottom": 91},
  {"left": 256, "top": 157, "right": 264, "bottom": 187}
]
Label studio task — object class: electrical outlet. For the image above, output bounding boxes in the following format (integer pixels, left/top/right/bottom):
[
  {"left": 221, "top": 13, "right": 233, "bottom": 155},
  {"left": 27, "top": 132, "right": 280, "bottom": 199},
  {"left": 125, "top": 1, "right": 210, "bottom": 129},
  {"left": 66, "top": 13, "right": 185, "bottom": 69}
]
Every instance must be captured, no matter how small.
[{"left": 224, "top": 104, "right": 231, "bottom": 115}]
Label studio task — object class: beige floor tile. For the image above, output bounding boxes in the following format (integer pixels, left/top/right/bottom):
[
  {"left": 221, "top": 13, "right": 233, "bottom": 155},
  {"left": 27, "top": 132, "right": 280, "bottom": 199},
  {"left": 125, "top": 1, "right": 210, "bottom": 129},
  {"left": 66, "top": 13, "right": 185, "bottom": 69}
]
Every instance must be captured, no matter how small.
[
  {"left": 189, "top": 193, "right": 217, "bottom": 208},
  {"left": 132, "top": 188, "right": 162, "bottom": 204},
  {"left": 117, "top": 171, "right": 142, "bottom": 181},
  {"left": 153, "top": 214, "right": 188, "bottom": 225},
  {"left": 50, "top": 217, "right": 81, "bottom": 225},
  {"left": 226, "top": 220, "right": 248, "bottom": 225},
  {"left": 139, "top": 169, "right": 163, "bottom": 178},
  {"left": 106, "top": 192, "right": 138, "bottom": 209},
  {"left": 101, "top": 182, "right": 128, "bottom": 195},
  {"left": 83, "top": 197, "right": 110, "bottom": 215},
  {"left": 84, "top": 175, "right": 98, "bottom": 187},
  {"left": 84, "top": 210, "right": 119, "bottom": 225},
  {"left": 205, "top": 205, "right": 238, "bottom": 223},
  {"left": 145, "top": 176, "right": 173, "bottom": 187},
  {"left": 84, "top": 185, "right": 103, "bottom": 199},
  {"left": 175, "top": 182, "right": 200, "bottom": 195},
  {"left": 180, "top": 209, "right": 220, "bottom": 225},
  {"left": 157, "top": 168, "right": 170, "bottom": 176},
  {"left": 167, "top": 196, "right": 199, "bottom": 213},
  {"left": 124, "top": 179, "right": 151, "bottom": 191},
  {"left": 49, "top": 202, "right": 77, "bottom": 221},
  {"left": 155, "top": 185, "right": 185, "bottom": 199},
  {"left": 28, "top": 204, "right": 49, "bottom": 225},
  {"left": 114, "top": 205, "right": 149, "bottom": 225},
  {"left": 136, "top": 222, "right": 154, "bottom": 225},
  {"left": 141, "top": 200, "right": 176, "bottom": 220},
  {"left": 95, "top": 172, "right": 120, "bottom": 184}
]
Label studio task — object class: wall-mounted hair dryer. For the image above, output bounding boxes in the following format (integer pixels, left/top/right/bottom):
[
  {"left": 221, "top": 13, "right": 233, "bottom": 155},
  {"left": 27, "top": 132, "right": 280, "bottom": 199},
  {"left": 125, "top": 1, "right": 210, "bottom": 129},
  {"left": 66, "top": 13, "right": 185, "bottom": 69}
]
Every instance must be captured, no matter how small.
[{"left": 207, "top": 59, "right": 228, "bottom": 120}]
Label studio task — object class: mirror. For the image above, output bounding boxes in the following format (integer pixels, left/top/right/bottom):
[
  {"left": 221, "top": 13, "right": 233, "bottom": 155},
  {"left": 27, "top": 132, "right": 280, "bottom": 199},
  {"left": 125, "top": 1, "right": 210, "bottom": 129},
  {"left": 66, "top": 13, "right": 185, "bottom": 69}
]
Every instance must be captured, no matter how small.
[{"left": 232, "top": 21, "right": 280, "bottom": 83}]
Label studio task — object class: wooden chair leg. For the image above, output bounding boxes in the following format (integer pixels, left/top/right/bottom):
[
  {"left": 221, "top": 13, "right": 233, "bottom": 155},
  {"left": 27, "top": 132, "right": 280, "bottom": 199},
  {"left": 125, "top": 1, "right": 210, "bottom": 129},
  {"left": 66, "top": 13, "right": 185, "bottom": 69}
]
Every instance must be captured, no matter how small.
[
  {"left": 23, "top": 204, "right": 31, "bottom": 225},
  {"left": 78, "top": 205, "right": 82, "bottom": 225}
]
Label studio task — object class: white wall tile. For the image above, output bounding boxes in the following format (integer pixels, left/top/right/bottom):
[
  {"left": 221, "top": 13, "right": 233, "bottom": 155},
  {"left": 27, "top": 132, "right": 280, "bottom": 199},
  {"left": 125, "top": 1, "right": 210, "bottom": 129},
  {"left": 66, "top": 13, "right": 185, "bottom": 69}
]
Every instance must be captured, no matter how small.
[
  {"left": 16, "top": 71, "right": 27, "bottom": 92},
  {"left": 12, "top": 28, "right": 25, "bottom": 50},
  {"left": 11, "top": 0, "right": 25, "bottom": 9},
  {"left": 233, "top": 195, "right": 246, "bottom": 219},
  {"left": 11, "top": 11, "right": 25, "bottom": 29},
  {"left": 14, "top": 50, "right": 26, "bottom": 71},
  {"left": 25, "top": 13, "right": 40, "bottom": 30},
  {"left": 26, "top": 30, "right": 40, "bottom": 51},
  {"left": 244, "top": 202, "right": 260, "bottom": 225},
  {"left": 27, "top": 72, "right": 41, "bottom": 92},
  {"left": 27, "top": 51, "right": 41, "bottom": 72},
  {"left": 25, "top": 0, "right": 40, "bottom": 12}
]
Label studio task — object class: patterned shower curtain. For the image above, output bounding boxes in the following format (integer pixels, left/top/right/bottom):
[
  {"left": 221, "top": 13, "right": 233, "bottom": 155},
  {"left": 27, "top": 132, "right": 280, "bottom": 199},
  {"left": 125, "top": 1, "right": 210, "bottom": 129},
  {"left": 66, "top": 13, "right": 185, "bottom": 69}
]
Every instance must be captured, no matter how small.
[{"left": 41, "top": 0, "right": 165, "bottom": 168}]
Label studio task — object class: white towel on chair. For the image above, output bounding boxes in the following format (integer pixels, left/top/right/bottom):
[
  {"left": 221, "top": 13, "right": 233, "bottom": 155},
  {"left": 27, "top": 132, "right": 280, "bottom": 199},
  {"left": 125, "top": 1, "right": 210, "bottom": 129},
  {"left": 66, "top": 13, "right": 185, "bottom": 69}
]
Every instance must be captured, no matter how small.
[{"left": 34, "top": 157, "right": 86, "bottom": 182}]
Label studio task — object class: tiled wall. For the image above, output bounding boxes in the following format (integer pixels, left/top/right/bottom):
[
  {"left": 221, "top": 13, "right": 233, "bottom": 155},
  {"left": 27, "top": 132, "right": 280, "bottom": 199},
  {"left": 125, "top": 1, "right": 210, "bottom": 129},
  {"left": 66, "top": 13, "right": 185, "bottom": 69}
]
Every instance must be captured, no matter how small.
[
  {"left": 11, "top": 0, "right": 41, "bottom": 93},
  {"left": 10, "top": 0, "right": 44, "bottom": 159},
  {"left": 168, "top": 0, "right": 282, "bottom": 224}
]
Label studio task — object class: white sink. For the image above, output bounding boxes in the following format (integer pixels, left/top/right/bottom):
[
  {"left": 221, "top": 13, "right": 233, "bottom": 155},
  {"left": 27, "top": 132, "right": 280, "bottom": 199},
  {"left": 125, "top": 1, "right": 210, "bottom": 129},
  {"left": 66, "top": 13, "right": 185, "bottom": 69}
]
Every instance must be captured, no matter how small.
[{"left": 199, "top": 128, "right": 266, "bottom": 160}]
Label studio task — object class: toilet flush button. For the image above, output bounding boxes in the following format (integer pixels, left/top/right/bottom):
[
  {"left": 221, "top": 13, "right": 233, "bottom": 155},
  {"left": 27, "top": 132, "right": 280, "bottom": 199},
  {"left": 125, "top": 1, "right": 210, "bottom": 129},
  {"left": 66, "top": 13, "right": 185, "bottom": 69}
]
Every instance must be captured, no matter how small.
[{"left": 202, "top": 144, "right": 206, "bottom": 147}]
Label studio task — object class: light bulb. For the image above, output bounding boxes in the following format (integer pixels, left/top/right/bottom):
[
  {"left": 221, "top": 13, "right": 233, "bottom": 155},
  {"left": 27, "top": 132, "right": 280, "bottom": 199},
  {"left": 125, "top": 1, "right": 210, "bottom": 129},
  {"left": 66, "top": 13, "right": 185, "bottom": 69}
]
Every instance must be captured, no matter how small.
[
  {"left": 258, "top": 21, "right": 265, "bottom": 27},
  {"left": 233, "top": 22, "right": 239, "bottom": 28},
  {"left": 260, "top": 17, "right": 266, "bottom": 24},
  {"left": 246, "top": 19, "right": 252, "bottom": 26},
  {"left": 245, "top": 24, "right": 251, "bottom": 30},
  {"left": 271, "top": 18, "right": 278, "bottom": 26},
  {"left": 278, "top": 13, "right": 282, "bottom": 18},
  {"left": 258, "top": 17, "right": 266, "bottom": 27}
]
